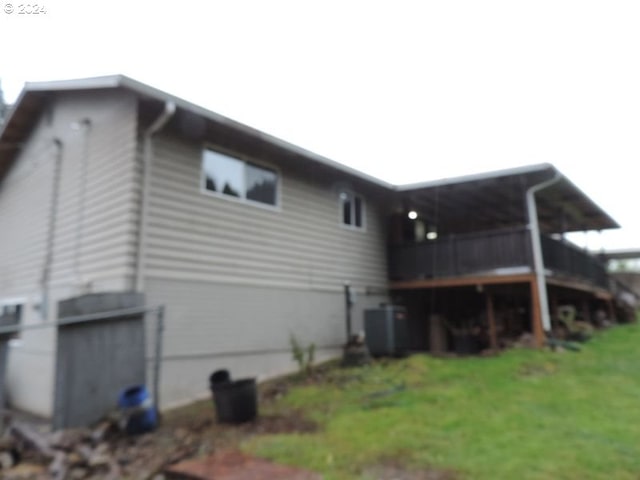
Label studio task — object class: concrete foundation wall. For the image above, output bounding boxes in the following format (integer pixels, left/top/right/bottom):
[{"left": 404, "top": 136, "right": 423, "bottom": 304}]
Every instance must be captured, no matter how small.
[{"left": 145, "top": 278, "right": 386, "bottom": 408}]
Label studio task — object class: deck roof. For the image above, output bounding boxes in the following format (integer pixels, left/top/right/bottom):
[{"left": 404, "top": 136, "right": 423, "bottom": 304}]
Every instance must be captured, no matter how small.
[{"left": 396, "top": 163, "right": 619, "bottom": 234}]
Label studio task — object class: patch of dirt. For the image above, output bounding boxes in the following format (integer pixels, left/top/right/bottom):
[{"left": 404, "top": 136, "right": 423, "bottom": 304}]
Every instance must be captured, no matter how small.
[
  {"left": 1, "top": 395, "right": 319, "bottom": 480},
  {"left": 258, "top": 361, "right": 345, "bottom": 402},
  {"left": 4, "top": 361, "right": 441, "bottom": 479},
  {"left": 238, "top": 411, "right": 318, "bottom": 435}
]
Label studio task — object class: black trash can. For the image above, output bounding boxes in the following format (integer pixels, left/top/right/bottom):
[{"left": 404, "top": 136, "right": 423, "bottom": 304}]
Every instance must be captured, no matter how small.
[
  {"left": 209, "top": 369, "right": 231, "bottom": 386},
  {"left": 209, "top": 370, "right": 257, "bottom": 424}
]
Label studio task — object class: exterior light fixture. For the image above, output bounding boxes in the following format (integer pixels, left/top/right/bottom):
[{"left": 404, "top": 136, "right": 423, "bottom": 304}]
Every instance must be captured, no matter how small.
[
  {"left": 426, "top": 231, "right": 438, "bottom": 240},
  {"left": 408, "top": 211, "right": 418, "bottom": 220}
]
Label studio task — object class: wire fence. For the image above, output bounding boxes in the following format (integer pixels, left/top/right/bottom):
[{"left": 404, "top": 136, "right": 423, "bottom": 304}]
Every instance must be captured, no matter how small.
[{"left": 0, "top": 304, "right": 165, "bottom": 430}]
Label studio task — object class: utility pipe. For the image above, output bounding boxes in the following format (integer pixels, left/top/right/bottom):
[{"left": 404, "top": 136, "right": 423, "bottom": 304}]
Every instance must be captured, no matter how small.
[
  {"left": 135, "top": 101, "right": 176, "bottom": 292},
  {"left": 40, "top": 138, "right": 64, "bottom": 321},
  {"left": 153, "top": 305, "right": 165, "bottom": 415},
  {"left": 526, "top": 171, "right": 563, "bottom": 333},
  {"left": 344, "top": 283, "right": 353, "bottom": 341}
]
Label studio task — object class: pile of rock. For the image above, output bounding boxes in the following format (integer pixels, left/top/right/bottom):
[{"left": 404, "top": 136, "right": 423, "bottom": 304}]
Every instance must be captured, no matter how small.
[{"left": 0, "top": 418, "right": 200, "bottom": 480}]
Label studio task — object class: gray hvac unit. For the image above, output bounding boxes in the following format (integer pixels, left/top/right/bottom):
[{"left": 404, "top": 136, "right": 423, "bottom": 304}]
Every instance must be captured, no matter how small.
[{"left": 364, "top": 305, "right": 409, "bottom": 357}]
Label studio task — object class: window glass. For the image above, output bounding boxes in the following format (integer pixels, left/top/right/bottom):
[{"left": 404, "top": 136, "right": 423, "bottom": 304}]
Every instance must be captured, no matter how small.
[
  {"left": 341, "top": 192, "right": 352, "bottom": 225},
  {"left": 246, "top": 163, "right": 277, "bottom": 206},
  {"left": 202, "top": 149, "right": 245, "bottom": 198},
  {"left": 340, "top": 191, "right": 364, "bottom": 229},
  {"left": 202, "top": 149, "right": 279, "bottom": 207},
  {"left": 354, "top": 196, "right": 363, "bottom": 227}
]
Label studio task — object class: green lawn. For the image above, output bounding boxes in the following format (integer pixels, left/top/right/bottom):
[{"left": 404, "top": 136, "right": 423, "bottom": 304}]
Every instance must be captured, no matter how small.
[{"left": 246, "top": 324, "right": 640, "bottom": 479}]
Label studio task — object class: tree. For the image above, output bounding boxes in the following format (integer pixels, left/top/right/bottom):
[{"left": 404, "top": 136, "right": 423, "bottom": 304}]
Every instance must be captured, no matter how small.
[{"left": 0, "top": 79, "right": 7, "bottom": 125}]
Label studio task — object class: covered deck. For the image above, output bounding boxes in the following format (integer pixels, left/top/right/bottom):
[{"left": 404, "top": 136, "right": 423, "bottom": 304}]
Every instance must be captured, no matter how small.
[
  {"left": 387, "top": 164, "right": 619, "bottom": 351},
  {"left": 389, "top": 227, "right": 609, "bottom": 290}
]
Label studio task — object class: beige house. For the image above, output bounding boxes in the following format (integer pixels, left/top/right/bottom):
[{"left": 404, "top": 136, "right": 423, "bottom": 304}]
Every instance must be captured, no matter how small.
[
  {"left": 0, "top": 76, "right": 391, "bottom": 417},
  {"left": 0, "top": 76, "right": 621, "bottom": 421}
]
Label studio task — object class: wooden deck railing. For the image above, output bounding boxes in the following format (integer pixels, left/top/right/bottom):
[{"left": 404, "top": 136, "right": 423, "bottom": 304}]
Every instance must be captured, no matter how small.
[
  {"left": 540, "top": 236, "right": 608, "bottom": 288},
  {"left": 389, "top": 227, "right": 608, "bottom": 288}
]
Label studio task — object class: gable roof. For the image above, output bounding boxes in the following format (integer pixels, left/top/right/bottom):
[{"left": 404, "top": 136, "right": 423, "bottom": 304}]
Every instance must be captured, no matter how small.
[{"left": 0, "top": 75, "right": 619, "bottom": 232}]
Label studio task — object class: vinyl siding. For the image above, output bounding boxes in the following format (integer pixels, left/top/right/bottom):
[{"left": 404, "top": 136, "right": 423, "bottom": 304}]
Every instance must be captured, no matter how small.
[
  {"left": 0, "top": 89, "right": 139, "bottom": 416},
  {"left": 143, "top": 134, "right": 391, "bottom": 407},
  {"left": 0, "top": 116, "right": 58, "bottom": 415},
  {"left": 47, "top": 90, "right": 139, "bottom": 293},
  {"left": 0, "top": 117, "right": 54, "bottom": 298},
  {"left": 144, "top": 135, "right": 389, "bottom": 291}
]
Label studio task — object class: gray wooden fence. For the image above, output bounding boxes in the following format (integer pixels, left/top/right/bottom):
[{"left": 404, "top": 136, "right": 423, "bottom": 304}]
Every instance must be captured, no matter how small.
[{"left": 0, "top": 292, "right": 165, "bottom": 431}]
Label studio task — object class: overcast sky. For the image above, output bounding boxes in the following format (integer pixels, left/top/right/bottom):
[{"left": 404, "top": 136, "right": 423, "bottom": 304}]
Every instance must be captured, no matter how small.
[{"left": 1, "top": 1, "right": 639, "bottom": 250}]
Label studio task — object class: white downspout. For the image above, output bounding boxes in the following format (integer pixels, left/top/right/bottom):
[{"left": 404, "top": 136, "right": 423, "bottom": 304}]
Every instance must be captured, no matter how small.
[
  {"left": 135, "top": 101, "right": 176, "bottom": 292},
  {"left": 41, "top": 138, "right": 64, "bottom": 320},
  {"left": 526, "top": 171, "right": 563, "bottom": 332}
]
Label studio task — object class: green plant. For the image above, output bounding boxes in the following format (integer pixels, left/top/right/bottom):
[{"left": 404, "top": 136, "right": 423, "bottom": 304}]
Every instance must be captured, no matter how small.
[{"left": 290, "top": 334, "right": 315, "bottom": 376}]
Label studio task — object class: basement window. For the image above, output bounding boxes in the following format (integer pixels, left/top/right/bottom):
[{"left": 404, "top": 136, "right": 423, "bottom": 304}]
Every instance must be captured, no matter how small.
[
  {"left": 202, "top": 149, "right": 278, "bottom": 207},
  {"left": 340, "top": 191, "right": 365, "bottom": 229}
]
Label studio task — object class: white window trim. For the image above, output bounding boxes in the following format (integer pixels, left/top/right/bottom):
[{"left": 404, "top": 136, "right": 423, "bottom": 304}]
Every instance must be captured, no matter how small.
[
  {"left": 339, "top": 190, "right": 367, "bottom": 232},
  {"left": 0, "top": 297, "right": 27, "bottom": 308},
  {"left": 200, "top": 146, "right": 282, "bottom": 212}
]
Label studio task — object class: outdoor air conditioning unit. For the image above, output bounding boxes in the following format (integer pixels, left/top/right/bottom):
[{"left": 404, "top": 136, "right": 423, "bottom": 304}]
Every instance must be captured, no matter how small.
[{"left": 364, "top": 305, "right": 409, "bottom": 357}]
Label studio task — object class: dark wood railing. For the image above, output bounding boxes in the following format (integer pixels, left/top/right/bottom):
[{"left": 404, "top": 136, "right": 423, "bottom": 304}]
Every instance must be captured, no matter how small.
[
  {"left": 389, "top": 227, "right": 608, "bottom": 289},
  {"left": 540, "top": 236, "right": 608, "bottom": 289},
  {"left": 389, "top": 228, "right": 532, "bottom": 280}
]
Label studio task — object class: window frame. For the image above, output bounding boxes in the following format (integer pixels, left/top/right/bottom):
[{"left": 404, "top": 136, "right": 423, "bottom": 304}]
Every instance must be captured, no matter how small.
[
  {"left": 200, "top": 146, "right": 281, "bottom": 211},
  {"left": 0, "top": 297, "right": 25, "bottom": 341},
  {"left": 339, "top": 190, "right": 366, "bottom": 231}
]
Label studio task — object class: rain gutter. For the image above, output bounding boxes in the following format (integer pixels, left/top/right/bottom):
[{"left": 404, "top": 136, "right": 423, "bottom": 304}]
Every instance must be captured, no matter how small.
[{"left": 135, "top": 101, "right": 176, "bottom": 292}]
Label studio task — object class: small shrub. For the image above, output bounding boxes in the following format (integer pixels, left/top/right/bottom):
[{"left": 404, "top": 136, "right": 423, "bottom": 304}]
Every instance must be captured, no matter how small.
[{"left": 290, "top": 334, "right": 315, "bottom": 376}]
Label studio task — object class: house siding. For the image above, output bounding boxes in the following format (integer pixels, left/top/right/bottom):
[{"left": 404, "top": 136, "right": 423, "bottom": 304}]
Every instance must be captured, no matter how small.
[
  {"left": 0, "top": 115, "right": 58, "bottom": 416},
  {"left": 0, "top": 116, "right": 54, "bottom": 299},
  {"left": 46, "top": 90, "right": 139, "bottom": 294},
  {"left": 143, "top": 134, "right": 390, "bottom": 407},
  {"left": 0, "top": 89, "right": 138, "bottom": 416}
]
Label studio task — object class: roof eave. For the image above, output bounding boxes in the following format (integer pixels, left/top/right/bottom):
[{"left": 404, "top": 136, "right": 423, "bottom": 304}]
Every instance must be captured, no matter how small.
[
  {"left": 117, "top": 76, "right": 394, "bottom": 190},
  {"left": 394, "top": 163, "right": 555, "bottom": 192},
  {"left": 2, "top": 74, "right": 394, "bottom": 190}
]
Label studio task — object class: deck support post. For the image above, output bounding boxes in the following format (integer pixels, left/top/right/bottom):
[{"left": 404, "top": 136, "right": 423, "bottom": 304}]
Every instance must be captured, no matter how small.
[
  {"left": 550, "top": 291, "right": 558, "bottom": 320},
  {"left": 486, "top": 291, "right": 498, "bottom": 350},
  {"left": 607, "top": 299, "right": 616, "bottom": 323},
  {"left": 581, "top": 297, "right": 592, "bottom": 324},
  {"left": 530, "top": 279, "right": 545, "bottom": 347}
]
